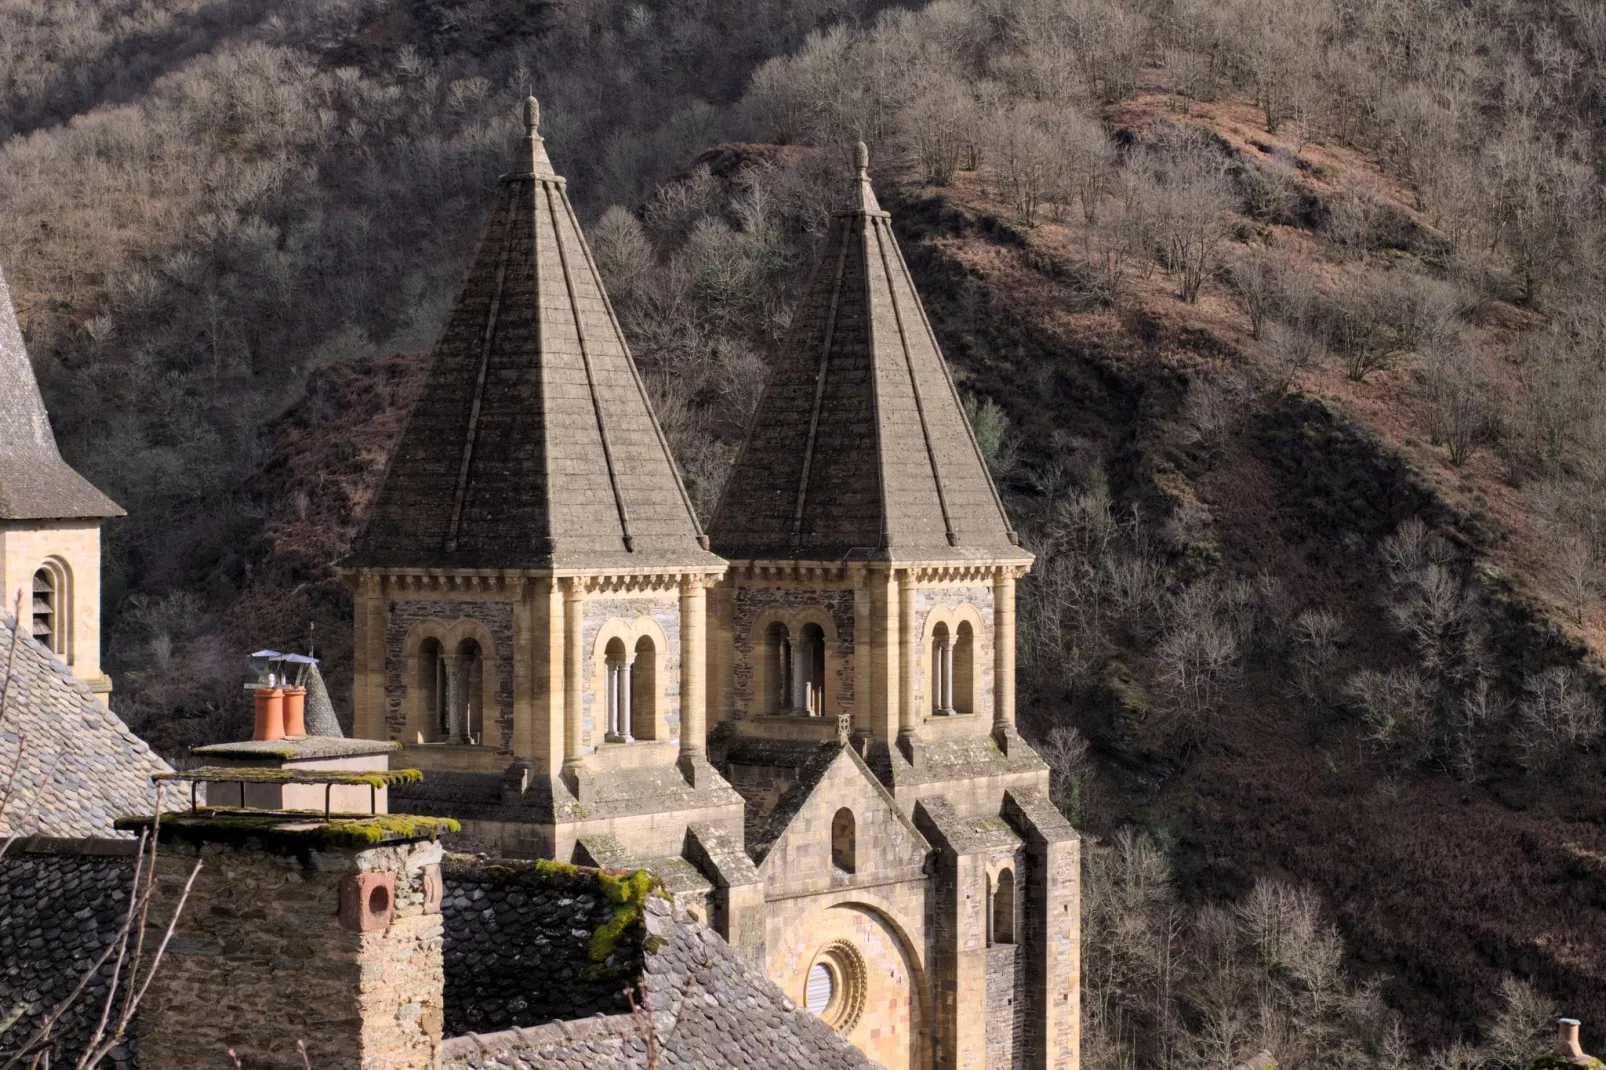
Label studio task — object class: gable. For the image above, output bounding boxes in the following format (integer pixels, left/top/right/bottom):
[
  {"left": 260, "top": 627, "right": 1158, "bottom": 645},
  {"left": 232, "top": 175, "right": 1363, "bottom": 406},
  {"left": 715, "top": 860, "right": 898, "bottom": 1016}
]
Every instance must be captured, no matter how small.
[{"left": 755, "top": 745, "right": 930, "bottom": 897}]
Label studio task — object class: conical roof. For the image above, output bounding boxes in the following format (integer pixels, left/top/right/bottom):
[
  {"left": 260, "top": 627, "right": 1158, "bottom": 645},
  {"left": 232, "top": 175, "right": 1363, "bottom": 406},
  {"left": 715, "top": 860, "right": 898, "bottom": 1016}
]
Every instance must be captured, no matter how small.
[
  {"left": 346, "top": 99, "right": 720, "bottom": 572},
  {"left": 709, "top": 145, "right": 1023, "bottom": 563},
  {"left": 0, "top": 266, "right": 122, "bottom": 521}
]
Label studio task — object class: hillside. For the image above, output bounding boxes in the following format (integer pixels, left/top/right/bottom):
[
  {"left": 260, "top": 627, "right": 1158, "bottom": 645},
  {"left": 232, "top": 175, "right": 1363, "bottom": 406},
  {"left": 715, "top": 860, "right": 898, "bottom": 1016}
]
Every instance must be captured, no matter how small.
[{"left": 8, "top": 0, "right": 1606, "bottom": 1066}]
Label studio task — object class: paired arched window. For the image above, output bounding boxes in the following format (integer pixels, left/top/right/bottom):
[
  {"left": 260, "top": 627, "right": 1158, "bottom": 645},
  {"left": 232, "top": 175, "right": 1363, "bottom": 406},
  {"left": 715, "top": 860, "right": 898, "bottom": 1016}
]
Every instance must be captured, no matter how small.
[
  {"left": 831, "top": 807, "right": 856, "bottom": 874},
  {"left": 602, "top": 634, "right": 658, "bottom": 743},
  {"left": 764, "top": 619, "right": 827, "bottom": 716},
  {"left": 930, "top": 615, "right": 977, "bottom": 716},
  {"left": 989, "top": 868, "right": 1016, "bottom": 946}
]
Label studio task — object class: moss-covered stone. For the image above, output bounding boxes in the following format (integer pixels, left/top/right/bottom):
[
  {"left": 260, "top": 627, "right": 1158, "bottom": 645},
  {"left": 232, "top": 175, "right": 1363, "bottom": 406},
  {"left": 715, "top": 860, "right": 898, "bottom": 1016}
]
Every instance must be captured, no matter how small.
[
  {"left": 1533, "top": 1056, "right": 1606, "bottom": 1070},
  {"left": 115, "top": 808, "right": 459, "bottom": 850}
]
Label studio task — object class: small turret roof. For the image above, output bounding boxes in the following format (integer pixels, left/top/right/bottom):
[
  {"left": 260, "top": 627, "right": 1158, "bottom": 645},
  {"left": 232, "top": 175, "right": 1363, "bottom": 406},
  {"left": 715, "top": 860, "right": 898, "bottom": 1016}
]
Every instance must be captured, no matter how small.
[
  {"left": 0, "top": 266, "right": 123, "bottom": 521},
  {"left": 709, "top": 145, "right": 1025, "bottom": 564},
  {"left": 345, "top": 99, "right": 720, "bottom": 573}
]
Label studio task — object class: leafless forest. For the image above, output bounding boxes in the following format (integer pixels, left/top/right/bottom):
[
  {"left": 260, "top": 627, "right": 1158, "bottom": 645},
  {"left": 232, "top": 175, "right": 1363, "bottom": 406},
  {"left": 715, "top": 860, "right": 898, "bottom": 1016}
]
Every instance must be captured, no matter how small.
[{"left": 6, "top": 0, "right": 1606, "bottom": 1065}]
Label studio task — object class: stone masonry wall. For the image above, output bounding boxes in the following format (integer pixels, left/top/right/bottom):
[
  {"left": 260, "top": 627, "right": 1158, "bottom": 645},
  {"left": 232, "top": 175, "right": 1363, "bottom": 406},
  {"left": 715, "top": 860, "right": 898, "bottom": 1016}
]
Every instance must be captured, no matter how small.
[
  {"left": 985, "top": 945, "right": 1025, "bottom": 1070},
  {"left": 441, "top": 858, "right": 643, "bottom": 1035},
  {"left": 385, "top": 600, "right": 515, "bottom": 753},
  {"left": 139, "top": 837, "right": 444, "bottom": 1070},
  {"left": 731, "top": 586, "right": 855, "bottom": 717}
]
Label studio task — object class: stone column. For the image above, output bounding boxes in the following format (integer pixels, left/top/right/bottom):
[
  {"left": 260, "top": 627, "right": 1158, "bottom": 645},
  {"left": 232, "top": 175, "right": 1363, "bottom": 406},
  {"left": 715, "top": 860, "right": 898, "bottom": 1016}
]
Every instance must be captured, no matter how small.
[
  {"left": 994, "top": 568, "right": 1017, "bottom": 734},
  {"left": 898, "top": 570, "right": 917, "bottom": 742},
  {"left": 942, "top": 634, "right": 955, "bottom": 713},
  {"left": 604, "top": 662, "right": 619, "bottom": 740},
  {"left": 561, "top": 577, "right": 584, "bottom": 786},
  {"left": 621, "top": 657, "right": 634, "bottom": 741},
  {"left": 791, "top": 635, "right": 808, "bottom": 711},
  {"left": 445, "top": 658, "right": 465, "bottom": 744},
  {"left": 679, "top": 576, "right": 711, "bottom": 782},
  {"left": 777, "top": 637, "right": 790, "bottom": 713}
]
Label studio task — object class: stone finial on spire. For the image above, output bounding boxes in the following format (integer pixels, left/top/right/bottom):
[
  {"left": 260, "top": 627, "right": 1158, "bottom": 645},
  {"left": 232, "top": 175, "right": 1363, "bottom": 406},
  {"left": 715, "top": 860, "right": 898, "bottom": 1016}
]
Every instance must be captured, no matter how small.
[
  {"left": 852, "top": 140, "right": 882, "bottom": 214},
  {"left": 519, "top": 95, "right": 557, "bottom": 178}
]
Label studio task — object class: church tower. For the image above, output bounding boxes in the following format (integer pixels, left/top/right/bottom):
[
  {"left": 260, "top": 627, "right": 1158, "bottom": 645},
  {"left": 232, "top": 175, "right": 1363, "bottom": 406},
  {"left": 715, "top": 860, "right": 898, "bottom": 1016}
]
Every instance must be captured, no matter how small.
[
  {"left": 339, "top": 100, "right": 739, "bottom": 862},
  {"left": 0, "top": 266, "right": 121, "bottom": 699},
  {"left": 707, "top": 144, "right": 1037, "bottom": 794},
  {"left": 706, "top": 146, "right": 1079, "bottom": 1070}
]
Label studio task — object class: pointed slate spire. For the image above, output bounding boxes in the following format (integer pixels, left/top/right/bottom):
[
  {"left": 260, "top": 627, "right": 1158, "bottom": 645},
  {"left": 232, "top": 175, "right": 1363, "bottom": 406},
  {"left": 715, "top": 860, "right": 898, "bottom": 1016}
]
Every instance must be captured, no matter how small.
[
  {"left": 709, "top": 145, "right": 1021, "bottom": 563},
  {"left": 0, "top": 266, "right": 122, "bottom": 521},
  {"left": 346, "top": 98, "right": 719, "bottom": 571}
]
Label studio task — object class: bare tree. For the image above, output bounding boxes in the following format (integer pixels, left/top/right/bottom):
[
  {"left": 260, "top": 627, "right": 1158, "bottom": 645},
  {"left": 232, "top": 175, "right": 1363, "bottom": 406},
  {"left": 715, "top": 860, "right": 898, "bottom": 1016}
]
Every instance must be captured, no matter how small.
[{"left": 1125, "top": 131, "right": 1235, "bottom": 303}]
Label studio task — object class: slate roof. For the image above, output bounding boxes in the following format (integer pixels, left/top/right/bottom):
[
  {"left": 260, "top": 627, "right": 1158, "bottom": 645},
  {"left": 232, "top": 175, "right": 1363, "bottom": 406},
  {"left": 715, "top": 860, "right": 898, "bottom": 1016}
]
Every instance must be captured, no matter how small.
[
  {"left": 0, "top": 615, "right": 169, "bottom": 838},
  {"left": 708, "top": 145, "right": 1024, "bottom": 564},
  {"left": 344, "top": 99, "right": 721, "bottom": 572},
  {"left": 0, "top": 843, "right": 140, "bottom": 1067},
  {"left": 0, "top": 265, "right": 122, "bottom": 521},
  {"left": 441, "top": 893, "right": 875, "bottom": 1069}
]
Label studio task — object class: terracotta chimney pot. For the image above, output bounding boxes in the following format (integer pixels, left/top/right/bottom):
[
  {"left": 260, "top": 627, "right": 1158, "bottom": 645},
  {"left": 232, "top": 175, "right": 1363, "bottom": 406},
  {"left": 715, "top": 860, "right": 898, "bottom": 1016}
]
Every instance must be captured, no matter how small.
[
  {"left": 283, "top": 687, "right": 307, "bottom": 737},
  {"left": 253, "top": 687, "right": 286, "bottom": 741},
  {"left": 1556, "top": 1018, "right": 1586, "bottom": 1060}
]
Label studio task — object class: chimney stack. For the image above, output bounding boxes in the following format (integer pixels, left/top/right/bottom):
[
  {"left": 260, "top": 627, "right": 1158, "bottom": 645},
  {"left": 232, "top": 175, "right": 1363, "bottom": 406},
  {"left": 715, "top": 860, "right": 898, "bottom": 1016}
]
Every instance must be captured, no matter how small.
[{"left": 1555, "top": 1018, "right": 1588, "bottom": 1061}]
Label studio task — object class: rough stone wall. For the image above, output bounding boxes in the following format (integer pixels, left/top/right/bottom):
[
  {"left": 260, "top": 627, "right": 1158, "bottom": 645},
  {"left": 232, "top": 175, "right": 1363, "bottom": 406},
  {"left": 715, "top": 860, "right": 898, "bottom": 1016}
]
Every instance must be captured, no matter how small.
[
  {"left": 385, "top": 599, "right": 515, "bottom": 753},
  {"left": 441, "top": 858, "right": 641, "bottom": 1035},
  {"left": 730, "top": 585, "right": 855, "bottom": 717},
  {"left": 139, "top": 837, "right": 444, "bottom": 1070},
  {"left": 0, "top": 844, "right": 138, "bottom": 1067},
  {"left": 580, "top": 594, "right": 680, "bottom": 750},
  {"left": 985, "top": 945, "right": 1024, "bottom": 1069}
]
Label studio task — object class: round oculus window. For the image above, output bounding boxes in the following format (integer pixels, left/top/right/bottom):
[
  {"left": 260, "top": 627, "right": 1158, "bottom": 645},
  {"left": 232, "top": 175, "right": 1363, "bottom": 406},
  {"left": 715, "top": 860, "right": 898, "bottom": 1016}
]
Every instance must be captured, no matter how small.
[{"left": 804, "top": 942, "right": 867, "bottom": 1032}]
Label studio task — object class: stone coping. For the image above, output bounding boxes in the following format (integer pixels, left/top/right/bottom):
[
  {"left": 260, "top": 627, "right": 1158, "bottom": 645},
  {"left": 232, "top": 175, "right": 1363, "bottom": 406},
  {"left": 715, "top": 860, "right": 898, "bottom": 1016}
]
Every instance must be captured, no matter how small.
[
  {"left": 114, "top": 807, "right": 460, "bottom": 850},
  {"left": 193, "top": 737, "right": 400, "bottom": 761},
  {"left": 155, "top": 766, "right": 422, "bottom": 787}
]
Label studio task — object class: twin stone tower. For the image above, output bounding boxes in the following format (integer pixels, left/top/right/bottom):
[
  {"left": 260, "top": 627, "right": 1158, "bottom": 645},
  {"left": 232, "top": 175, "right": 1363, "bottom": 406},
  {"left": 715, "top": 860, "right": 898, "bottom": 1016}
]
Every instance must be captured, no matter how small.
[{"left": 338, "top": 100, "right": 1080, "bottom": 1070}]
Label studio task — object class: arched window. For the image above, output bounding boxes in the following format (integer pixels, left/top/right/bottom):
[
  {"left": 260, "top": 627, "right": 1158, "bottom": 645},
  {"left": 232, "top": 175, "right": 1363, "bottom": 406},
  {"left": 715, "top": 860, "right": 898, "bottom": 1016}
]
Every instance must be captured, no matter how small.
[
  {"left": 418, "top": 637, "right": 446, "bottom": 740},
  {"left": 32, "top": 567, "right": 60, "bottom": 656},
  {"left": 451, "top": 639, "right": 484, "bottom": 744},
  {"left": 991, "top": 868, "right": 1016, "bottom": 945},
  {"left": 931, "top": 622, "right": 952, "bottom": 714},
  {"left": 604, "top": 637, "right": 631, "bottom": 742},
  {"left": 953, "top": 621, "right": 975, "bottom": 714},
  {"left": 831, "top": 807, "right": 856, "bottom": 874},
  {"left": 766, "top": 622, "right": 791, "bottom": 714},
  {"left": 632, "top": 635, "right": 657, "bottom": 740},
  {"left": 799, "top": 622, "right": 826, "bottom": 716}
]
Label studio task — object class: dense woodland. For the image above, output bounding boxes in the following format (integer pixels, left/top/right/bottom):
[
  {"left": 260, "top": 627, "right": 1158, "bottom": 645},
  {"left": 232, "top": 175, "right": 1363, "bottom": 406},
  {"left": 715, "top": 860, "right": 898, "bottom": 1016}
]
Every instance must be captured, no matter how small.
[{"left": 6, "top": 0, "right": 1606, "bottom": 1066}]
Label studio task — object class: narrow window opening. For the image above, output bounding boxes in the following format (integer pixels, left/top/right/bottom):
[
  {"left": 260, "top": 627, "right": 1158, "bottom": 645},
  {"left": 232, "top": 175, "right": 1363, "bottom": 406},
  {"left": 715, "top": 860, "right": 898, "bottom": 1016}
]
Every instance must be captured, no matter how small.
[
  {"left": 993, "top": 868, "right": 1016, "bottom": 945},
  {"left": 604, "top": 637, "right": 631, "bottom": 742},
  {"left": 831, "top": 807, "right": 856, "bottom": 874},
  {"left": 418, "top": 637, "right": 445, "bottom": 741},
  {"left": 31, "top": 568, "right": 57, "bottom": 655},
  {"left": 954, "top": 621, "right": 974, "bottom": 715},
  {"left": 766, "top": 622, "right": 791, "bottom": 714},
  {"left": 449, "top": 638, "right": 484, "bottom": 744},
  {"left": 632, "top": 635, "right": 657, "bottom": 740},
  {"left": 931, "top": 621, "right": 952, "bottom": 715}
]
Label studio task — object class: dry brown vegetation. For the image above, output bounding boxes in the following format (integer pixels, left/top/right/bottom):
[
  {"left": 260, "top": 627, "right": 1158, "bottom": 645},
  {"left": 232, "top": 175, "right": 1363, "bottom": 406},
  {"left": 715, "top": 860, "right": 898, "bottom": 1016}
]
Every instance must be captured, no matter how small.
[{"left": 8, "top": 0, "right": 1606, "bottom": 1064}]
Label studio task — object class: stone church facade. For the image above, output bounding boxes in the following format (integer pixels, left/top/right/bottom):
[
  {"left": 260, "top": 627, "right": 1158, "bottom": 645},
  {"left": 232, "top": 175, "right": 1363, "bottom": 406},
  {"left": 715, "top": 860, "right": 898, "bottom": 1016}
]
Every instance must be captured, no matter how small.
[{"left": 339, "top": 103, "right": 1080, "bottom": 1070}]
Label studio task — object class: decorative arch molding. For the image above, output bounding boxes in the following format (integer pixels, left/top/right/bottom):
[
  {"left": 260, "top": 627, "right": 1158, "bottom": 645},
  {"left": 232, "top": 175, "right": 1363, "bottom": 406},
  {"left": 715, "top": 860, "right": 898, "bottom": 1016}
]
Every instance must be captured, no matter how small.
[
  {"left": 589, "top": 615, "right": 672, "bottom": 743},
  {"left": 822, "top": 897, "right": 932, "bottom": 1068},
  {"left": 917, "top": 601, "right": 986, "bottom": 719},
  {"left": 31, "top": 556, "right": 73, "bottom": 662},
  {"left": 747, "top": 604, "right": 842, "bottom": 718}
]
